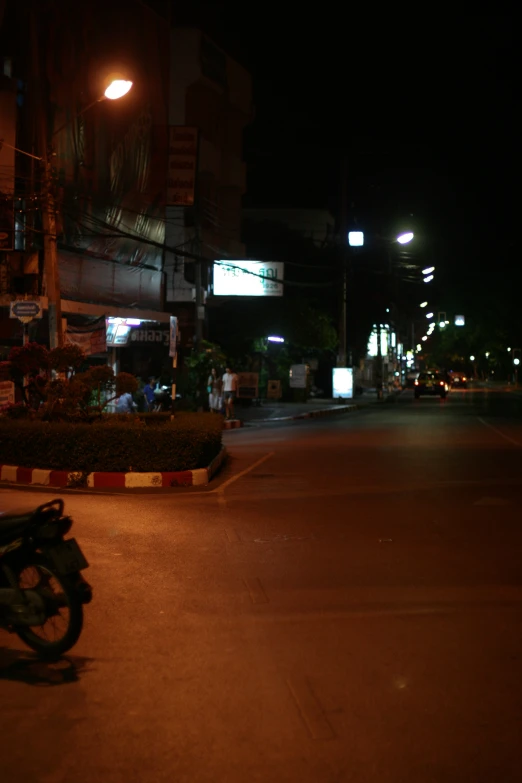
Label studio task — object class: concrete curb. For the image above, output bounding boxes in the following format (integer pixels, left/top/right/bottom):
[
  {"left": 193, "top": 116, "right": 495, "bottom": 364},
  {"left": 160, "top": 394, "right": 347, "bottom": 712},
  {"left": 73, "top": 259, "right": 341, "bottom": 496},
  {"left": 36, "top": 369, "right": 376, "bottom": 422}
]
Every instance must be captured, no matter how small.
[
  {"left": 0, "top": 447, "right": 228, "bottom": 490},
  {"left": 223, "top": 419, "right": 243, "bottom": 429},
  {"left": 241, "top": 403, "right": 361, "bottom": 425}
]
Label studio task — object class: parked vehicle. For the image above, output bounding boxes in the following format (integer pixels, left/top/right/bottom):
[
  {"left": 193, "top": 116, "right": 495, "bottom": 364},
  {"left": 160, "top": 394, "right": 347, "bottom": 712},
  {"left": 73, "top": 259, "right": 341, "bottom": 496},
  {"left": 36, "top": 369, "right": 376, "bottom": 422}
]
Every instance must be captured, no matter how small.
[
  {"left": 0, "top": 499, "right": 92, "bottom": 657},
  {"left": 152, "top": 385, "right": 174, "bottom": 412}
]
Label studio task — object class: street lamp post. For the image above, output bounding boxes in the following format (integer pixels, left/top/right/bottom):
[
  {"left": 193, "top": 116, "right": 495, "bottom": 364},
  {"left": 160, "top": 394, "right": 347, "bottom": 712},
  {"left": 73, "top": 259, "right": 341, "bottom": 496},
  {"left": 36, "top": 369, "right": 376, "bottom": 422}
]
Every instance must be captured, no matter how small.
[
  {"left": 28, "top": 8, "right": 132, "bottom": 348},
  {"left": 42, "top": 88, "right": 132, "bottom": 349},
  {"left": 376, "top": 232, "right": 414, "bottom": 395}
]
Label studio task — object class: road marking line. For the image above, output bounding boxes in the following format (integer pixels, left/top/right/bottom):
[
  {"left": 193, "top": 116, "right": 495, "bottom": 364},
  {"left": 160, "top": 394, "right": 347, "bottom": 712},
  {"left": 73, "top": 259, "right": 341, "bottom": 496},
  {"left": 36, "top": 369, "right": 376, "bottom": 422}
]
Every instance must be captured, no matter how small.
[
  {"left": 214, "top": 451, "right": 275, "bottom": 494},
  {"left": 243, "top": 577, "right": 269, "bottom": 604},
  {"left": 225, "top": 527, "right": 242, "bottom": 543},
  {"left": 478, "top": 417, "right": 521, "bottom": 447},
  {"left": 474, "top": 496, "right": 511, "bottom": 506},
  {"left": 287, "top": 677, "right": 335, "bottom": 740}
]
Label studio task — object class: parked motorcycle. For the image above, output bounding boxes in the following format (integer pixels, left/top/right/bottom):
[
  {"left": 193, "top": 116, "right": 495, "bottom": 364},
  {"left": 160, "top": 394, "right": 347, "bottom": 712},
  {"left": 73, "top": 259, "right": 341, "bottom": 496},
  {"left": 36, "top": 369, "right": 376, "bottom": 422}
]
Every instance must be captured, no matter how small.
[
  {"left": 152, "top": 385, "right": 174, "bottom": 412},
  {"left": 0, "top": 499, "right": 92, "bottom": 657}
]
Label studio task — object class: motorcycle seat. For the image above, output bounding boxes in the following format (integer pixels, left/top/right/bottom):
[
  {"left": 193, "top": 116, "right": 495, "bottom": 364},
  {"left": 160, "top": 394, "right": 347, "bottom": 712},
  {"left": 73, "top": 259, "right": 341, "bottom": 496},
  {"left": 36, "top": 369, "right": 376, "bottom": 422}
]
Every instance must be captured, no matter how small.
[
  {"left": 0, "top": 500, "right": 64, "bottom": 545},
  {"left": 0, "top": 507, "right": 39, "bottom": 542}
]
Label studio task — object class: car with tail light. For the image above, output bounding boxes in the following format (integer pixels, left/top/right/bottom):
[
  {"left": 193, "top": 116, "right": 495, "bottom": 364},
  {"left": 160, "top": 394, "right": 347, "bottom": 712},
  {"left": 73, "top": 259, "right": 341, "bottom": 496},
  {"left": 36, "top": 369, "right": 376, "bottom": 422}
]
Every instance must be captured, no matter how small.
[{"left": 414, "top": 371, "right": 448, "bottom": 399}]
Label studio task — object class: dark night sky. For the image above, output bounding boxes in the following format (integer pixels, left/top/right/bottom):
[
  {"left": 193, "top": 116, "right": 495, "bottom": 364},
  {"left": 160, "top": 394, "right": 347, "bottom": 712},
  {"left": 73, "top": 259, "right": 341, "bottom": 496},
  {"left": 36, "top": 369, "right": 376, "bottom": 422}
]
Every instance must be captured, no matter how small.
[{"left": 175, "top": 4, "right": 518, "bottom": 311}]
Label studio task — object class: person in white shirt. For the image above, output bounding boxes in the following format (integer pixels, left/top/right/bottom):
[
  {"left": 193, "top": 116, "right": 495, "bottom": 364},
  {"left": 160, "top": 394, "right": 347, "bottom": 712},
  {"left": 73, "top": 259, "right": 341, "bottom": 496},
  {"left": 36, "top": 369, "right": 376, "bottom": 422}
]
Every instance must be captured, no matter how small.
[{"left": 222, "top": 367, "right": 238, "bottom": 420}]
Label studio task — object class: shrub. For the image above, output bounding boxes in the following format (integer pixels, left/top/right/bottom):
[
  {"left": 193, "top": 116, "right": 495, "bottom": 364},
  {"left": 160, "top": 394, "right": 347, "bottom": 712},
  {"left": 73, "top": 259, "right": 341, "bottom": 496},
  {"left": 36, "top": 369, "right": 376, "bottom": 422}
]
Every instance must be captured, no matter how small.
[
  {"left": 0, "top": 413, "right": 223, "bottom": 473},
  {"left": 1, "top": 342, "right": 139, "bottom": 419}
]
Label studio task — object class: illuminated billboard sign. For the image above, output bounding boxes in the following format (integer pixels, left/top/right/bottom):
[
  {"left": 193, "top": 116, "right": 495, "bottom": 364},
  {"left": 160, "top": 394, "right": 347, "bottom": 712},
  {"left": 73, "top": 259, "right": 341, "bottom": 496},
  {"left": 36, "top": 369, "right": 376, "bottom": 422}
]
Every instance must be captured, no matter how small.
[
  {"left": 213, "top": 261, "right": 284, "bottom": 297},
  {"left": 332, "top": 368, "right": 353, "bottom": 399}
]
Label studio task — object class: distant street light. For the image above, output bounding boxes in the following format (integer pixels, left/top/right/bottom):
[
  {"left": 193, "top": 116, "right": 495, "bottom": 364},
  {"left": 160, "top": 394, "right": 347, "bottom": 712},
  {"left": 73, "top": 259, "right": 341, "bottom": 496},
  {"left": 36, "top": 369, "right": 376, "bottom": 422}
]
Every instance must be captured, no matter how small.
[
  {"left": 455, "top": 315, "right": 465, "bottom": 326},
  {"left": 426, "top": 312, "right": 434, "bottom": 318},
  {"left": 422, "top": 266, "right": 435, "bottom": 275},
  {"left": 420, "top": 301, "right": 428, "bottom": 308},
  {"left": 348, "top": 231, "right": 364, "bottom": 247},
  {"left": 267, "top": 336, "right": 284, "bottom": 343},
  {"left": 470, "top": 355, "right": 475, "bottom": 361},
  {"left": 422, "top": 336, "right": 428, "bottom": 342},
  {"left": 423, "top": 275, "right": 434, "bottom": 283},
  {"left": 397, "top": 232, "right": 414, "bottom": 244}
]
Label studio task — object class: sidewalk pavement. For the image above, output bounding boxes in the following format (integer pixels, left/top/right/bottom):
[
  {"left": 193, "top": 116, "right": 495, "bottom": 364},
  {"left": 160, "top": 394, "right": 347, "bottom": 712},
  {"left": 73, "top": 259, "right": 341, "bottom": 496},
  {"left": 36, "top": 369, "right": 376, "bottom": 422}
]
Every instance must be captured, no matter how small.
[{"left": 231, "top": 389, "right": 399, "bottom": 426}]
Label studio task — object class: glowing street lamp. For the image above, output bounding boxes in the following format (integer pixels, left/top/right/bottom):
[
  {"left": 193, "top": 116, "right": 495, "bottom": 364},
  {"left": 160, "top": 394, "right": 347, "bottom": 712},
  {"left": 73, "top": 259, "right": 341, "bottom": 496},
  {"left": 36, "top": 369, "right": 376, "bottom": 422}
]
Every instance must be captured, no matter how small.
[
  {"left": 397, "top": 232, "right": 414, "bottom": 244},
  {"left": 44, "top": 73, "right": 133, "bottom": 348},
  {"left": 470, "top": 355, "right": 475, "bottom": 362},
  {"left": 423, "top": 275, "right": 434, "bottom": 283},
  {"left": 420, "top": 301, "right": 428, "bottom": 308},
  {"left": 426, "top": 312, "right": 434, "bottom": 319},
  {"left": 104, "top": 79, "right": 133, "bottom": 100},
  {"left": 422, "top": 266, "right": 435, "bottom": 275},
  {"left": 348, "top": 231, "right": 364, "bottom": 247}
]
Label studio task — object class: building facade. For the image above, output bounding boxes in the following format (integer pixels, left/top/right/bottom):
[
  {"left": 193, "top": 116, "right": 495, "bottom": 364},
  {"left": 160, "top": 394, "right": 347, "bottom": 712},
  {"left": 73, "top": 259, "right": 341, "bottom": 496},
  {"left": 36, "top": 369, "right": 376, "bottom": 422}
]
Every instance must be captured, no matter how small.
[
  {"left": 0, "top": 0, "right": 172, "bottom": 378},
  {"left": 164, "top": 27, "right": 253, "bottom": 343}
]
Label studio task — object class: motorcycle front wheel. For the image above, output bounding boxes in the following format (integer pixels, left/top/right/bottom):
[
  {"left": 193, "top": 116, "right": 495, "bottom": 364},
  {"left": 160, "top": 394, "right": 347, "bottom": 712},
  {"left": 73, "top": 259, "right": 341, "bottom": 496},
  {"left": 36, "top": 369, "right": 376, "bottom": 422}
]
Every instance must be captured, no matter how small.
[{"left": 15, "top": 555, "right": 83, "bottom": 657}]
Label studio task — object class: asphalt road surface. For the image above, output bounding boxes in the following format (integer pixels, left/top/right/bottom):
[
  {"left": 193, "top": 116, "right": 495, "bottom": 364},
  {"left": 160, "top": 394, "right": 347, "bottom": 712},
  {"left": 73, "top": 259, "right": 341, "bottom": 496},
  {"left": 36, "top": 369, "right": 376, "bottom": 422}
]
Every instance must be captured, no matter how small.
[{"left": 1, "top": 388, "right": 522, "bottom": 782}]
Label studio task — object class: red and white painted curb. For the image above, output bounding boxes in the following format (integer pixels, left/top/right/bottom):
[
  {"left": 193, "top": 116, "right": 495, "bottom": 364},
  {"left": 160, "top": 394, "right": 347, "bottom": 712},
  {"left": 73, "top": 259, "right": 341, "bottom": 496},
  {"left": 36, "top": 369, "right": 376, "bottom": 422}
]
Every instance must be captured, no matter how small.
[
  {"left": 0, "top": 447, "right": 227, "bottom": 490},
  {"left": 223, "top": 418, "right": 243, "bottom": 429}
]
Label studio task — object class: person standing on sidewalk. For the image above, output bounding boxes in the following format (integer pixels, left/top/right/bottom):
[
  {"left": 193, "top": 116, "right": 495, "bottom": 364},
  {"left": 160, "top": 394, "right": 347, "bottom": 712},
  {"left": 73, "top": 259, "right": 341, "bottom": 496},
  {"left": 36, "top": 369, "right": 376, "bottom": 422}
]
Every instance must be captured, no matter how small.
[
  {"left": 143, "top": 377, "right": 157, "bottom": 411},
  {"left": 207, "top": 368, "right": 223, "bottom": 413},
  {"left": 222, "top": 366, "right": 238, "bottom": 420}
]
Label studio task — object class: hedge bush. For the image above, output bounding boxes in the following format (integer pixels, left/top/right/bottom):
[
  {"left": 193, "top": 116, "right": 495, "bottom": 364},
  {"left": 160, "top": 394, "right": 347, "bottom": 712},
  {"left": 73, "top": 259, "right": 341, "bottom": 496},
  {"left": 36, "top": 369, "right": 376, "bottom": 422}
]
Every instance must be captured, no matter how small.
[{"left": 0, "top": 413, "right": 223, "bottom": 472}]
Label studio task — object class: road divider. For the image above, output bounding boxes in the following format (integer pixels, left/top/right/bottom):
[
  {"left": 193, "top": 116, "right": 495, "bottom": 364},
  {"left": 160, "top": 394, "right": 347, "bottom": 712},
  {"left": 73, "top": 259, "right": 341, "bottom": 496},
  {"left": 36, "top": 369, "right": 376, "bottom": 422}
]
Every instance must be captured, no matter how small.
[{"left": 0, "top": 447, "right": 227, "bottom": 490}]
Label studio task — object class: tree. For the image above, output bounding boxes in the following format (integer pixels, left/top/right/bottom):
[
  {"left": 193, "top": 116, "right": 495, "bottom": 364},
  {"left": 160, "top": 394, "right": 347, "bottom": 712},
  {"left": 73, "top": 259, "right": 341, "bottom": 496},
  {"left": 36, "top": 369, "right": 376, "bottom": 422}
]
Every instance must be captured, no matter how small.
[{"left": 184, "top": 341, "right": 227, "bottom": 409}]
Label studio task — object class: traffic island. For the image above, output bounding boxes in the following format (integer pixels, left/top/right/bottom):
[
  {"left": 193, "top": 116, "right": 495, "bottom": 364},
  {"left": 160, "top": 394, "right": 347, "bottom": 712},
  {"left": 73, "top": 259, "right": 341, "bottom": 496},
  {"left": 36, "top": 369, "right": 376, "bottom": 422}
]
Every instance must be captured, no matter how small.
[
  {"left": 0, "top": 447, "right": 227, "bottom": 489},
  {"left": 0, "top": 413, "right": 225, "bottom": 490}
]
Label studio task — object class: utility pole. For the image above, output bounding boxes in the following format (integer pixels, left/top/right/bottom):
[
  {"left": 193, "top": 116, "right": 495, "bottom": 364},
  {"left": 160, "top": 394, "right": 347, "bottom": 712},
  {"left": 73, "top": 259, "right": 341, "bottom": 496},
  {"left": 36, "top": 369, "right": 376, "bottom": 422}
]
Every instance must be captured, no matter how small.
[
  {"left": 338, "top": 155, "right": 348, "bottom": 367},
  {"left": 194, "top": 258, "right": 204, "bottom": 349},
  {"left": 376, "top": 322, "right": 383, "bottom": 399},
  {"left": 31, "top": 4, "right": 62, "bottom": 349},
  {"left": 39, "top": 157, "right": 62, "bottom": 349}
]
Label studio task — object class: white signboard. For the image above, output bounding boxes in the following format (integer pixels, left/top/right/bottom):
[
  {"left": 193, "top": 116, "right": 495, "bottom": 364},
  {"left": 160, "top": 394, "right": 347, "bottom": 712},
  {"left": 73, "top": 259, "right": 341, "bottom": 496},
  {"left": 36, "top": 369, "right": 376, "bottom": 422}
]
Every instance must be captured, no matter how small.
[
  {"left": 0, "top": 380, "right": 15, "bottom": 409},
  {"left": 332, "top": 368, "right": 353, "bottom": 399},
  {"left": 289, "top": 364, "right": 307, "bottom": 389},
  {"left": 213, "top": 261, "right": 284, "bottom": 297}
]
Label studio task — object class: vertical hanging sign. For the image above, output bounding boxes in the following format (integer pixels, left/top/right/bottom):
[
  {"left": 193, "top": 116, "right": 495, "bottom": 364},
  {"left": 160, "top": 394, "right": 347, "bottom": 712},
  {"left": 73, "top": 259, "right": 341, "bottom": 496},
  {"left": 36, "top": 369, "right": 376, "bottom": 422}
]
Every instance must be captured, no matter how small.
[{"left": 169, "top": 316, "right": 178, "bottom": 358}]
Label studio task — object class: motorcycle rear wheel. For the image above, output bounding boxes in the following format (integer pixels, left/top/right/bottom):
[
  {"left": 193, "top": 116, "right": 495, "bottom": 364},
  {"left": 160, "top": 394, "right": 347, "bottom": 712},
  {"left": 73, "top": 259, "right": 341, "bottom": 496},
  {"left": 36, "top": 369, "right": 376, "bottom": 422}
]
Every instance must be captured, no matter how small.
[{"left": 14, "top": 555, "right": 83, "bottom": 658}]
